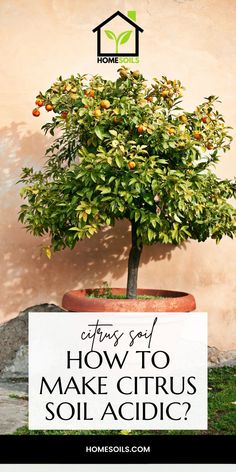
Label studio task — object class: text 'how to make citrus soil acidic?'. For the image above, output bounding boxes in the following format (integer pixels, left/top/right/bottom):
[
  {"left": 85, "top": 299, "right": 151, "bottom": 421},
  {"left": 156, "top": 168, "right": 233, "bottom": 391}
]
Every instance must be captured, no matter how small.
[{"left": 29, "top": 312, "right": 207, "bottom": 430}]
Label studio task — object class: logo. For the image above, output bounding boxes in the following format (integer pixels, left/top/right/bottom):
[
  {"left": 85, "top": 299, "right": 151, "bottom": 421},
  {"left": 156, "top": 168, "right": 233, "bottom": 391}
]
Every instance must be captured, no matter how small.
[{"left": 92, "top": 10, "right": 144, "bottom": 64}]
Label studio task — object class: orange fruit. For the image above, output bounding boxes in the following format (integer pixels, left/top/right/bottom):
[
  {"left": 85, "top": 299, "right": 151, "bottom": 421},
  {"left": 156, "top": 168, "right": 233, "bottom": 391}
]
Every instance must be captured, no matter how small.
[
  {"left": 85, "top": 89, "right": 95, "bottom": 98},
  {"left": 93, "top": 108, "right": 102, "bottom": 118},
  {"left": 64, "top": 84, "right": 72, "bottom": 92},
  {"left": 132, "top": 70, "right": 140, "bottom": 79},
  {"left": 61, "top": 111, "right": 68, "bottom": 119},
  {"left": 128, "top": 161, "right": 136, "bottom": 169},
  {"left": 206, "top": 143, "right": 213, "bottom": 150},
  {"left": 45, "top": 104, "right": 53, "bottom": 112},
  {"left": 119, "top": 69, "right": 128, "bottom": 79},
  {"left": 146, "top": 96, "right": 154, "bottom": 102},
  {"left": 179, "top": 115, "right": 188, "bottom": 123},
  {"left": 161, "top": 90, "right": 169, "bottom": 97},
  {"left": 114, "top": 116, "right": 122, "bottom": 124},
  {"left": 100, "top": 99, "right": 110, "bottom": 109},
  {"left": 167, "top": 127, "right": 176, "bottom": 135},
  {"left": 137, "top": 125, "right": 144, "bottom": 134},
  {"left": 32, "top": 108, "right": 40, "bottom": 117},
  {"left": 193, "top": 131, "right": 202, "bottom": 140},
  {"left": 201, "top": 116, "right": 208, "bottom": 124},
  {"left": 35, "top": 99, "right": 44, "bottom": 107}
]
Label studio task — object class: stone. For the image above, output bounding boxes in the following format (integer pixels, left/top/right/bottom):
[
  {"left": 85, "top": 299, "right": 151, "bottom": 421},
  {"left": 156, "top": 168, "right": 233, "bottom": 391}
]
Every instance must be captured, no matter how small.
[
  {"left": 208, "top": 346, "right": 221, "bottom": 367},
  {"left": 217, "top": 349, "right": 236, "bottom": 367},
  {"left": 0, "top": 304, "right": 65, "bottom": 380},
  {"left": 208, "top": 345, "right": 236, "bottom": 368}
]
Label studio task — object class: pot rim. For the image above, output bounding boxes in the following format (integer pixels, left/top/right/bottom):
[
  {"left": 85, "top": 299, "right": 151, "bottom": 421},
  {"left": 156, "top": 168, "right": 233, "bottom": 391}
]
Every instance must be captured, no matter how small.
[{"left": 64, "top": 288, "right": 194, "bottom": 300}]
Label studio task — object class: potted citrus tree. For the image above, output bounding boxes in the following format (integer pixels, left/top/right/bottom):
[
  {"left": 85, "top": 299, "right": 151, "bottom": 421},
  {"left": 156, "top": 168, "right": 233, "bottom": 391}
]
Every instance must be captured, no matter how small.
[{"left": 19, "top": 68, "right": 236, "bottom": 312}]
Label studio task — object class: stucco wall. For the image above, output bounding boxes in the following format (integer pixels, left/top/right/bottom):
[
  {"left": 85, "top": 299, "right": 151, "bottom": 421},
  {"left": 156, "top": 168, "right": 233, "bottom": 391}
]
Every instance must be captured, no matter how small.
[{"left": 0, "top": 0, "right": 235, "bottom": 350}]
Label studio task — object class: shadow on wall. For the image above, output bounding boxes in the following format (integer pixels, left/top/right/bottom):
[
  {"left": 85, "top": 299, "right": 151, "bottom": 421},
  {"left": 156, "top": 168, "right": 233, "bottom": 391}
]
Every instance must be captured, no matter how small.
[{"left": 0, "top": 122, "right": 186, "bottom": 321}]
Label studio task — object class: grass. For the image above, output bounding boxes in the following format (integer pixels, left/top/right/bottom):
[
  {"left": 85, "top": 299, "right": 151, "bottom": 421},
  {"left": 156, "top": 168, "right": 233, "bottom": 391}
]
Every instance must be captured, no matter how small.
[
  {"left": 14, "top": 366, "right": 236, "bottom": 435},
  {"left": 9, "top": 394, "right": 28, "bottom": 401}
]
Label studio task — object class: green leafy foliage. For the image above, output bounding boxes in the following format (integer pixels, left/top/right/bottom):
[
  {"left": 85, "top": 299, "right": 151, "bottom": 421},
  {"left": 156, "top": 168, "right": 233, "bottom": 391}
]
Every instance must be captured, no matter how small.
[{"left": 19, "top": 68, "right": 236, "bottom": 254}]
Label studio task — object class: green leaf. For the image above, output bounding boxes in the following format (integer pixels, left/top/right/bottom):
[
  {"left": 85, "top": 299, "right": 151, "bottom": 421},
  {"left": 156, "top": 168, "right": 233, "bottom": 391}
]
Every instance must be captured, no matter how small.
[
  {"left": 151, "top": 180, "right": 158, "bottom": 193},
  {"left": 181, "top": 226, "right": 191, "bottom": 237},
  {"left": 91, "top": 172, "right": 97, "bottom": 183},
  {"left": 115, "top": 155, "right": 123, "bottom": 168},
  {"left": 174, "top": 214, "right": 182, "bottom": 223},
  {"left": 88, "top": 227, "right": 97, "bottom": 235},
  {"left": 147, "top": 228, "right": 155, "bottom": 242},
  {"left": 19, "top": 187, "right": 26, "bottom": 197},
  {"left": 94, "top": 125, "right": 105, "bottom": 140},
  {"left": 108, "top": 176, "right": 116, "bottom": 183},
  {"left": 96, "top": 186, "right": 111, "bottom": 194},
  {"left": 143, "top": 194, "right": 153, "bottom": 205},
  {"left": 117, "top": 30, "right": 132, "bottom": 45},
  {"left": 109, "top": 130, "right": 117, "bottom": 136},
  {"left": 79, "top": 108, "right": 87, "bottom": 116},
  {"left": 105, "top": 30, "right": 117, "bottom": 41}
]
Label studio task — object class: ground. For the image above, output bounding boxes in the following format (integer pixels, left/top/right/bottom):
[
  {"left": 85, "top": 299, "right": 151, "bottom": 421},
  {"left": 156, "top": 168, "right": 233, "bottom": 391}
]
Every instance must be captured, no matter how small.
[{"left": 0, "top": 381, "right": 28, "bottom": 434}]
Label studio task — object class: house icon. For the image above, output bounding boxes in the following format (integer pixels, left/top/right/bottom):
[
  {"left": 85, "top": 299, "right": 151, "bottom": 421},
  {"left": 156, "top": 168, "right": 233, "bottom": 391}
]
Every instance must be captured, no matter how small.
[{"left": 93, "top": 10, "right": 144, "bottom": 57}]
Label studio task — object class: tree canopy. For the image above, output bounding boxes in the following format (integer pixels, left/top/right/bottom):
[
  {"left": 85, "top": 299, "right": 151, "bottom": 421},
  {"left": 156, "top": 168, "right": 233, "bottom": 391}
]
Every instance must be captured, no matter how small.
[{"left": 19, "top": 68, "right": 236, "bottom": 259}]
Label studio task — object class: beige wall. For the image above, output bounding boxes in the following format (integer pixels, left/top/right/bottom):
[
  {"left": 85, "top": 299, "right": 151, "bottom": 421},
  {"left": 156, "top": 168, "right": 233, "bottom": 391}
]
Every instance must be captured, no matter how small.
[{"left": 0, "top": 0, "right": 235, "bottom": 350}]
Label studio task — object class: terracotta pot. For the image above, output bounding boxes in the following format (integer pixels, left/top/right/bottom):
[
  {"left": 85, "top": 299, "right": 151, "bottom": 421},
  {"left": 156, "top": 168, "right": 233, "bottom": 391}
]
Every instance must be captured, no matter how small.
[{"left": 62, "top": 288, "right": 196, "bottom": 312}]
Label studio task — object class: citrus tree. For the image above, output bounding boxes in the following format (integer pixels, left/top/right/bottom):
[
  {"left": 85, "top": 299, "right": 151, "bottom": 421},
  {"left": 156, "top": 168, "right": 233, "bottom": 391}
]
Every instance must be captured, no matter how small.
[{"left": 19, "top": 68, "right": 236, "bottom": 298}]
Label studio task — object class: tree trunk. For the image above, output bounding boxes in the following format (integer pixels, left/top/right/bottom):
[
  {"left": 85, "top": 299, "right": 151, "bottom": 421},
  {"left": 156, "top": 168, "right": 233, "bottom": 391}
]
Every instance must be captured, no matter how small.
[{"left": 126, "top": 221, "right": 143, "bottom": 299}]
